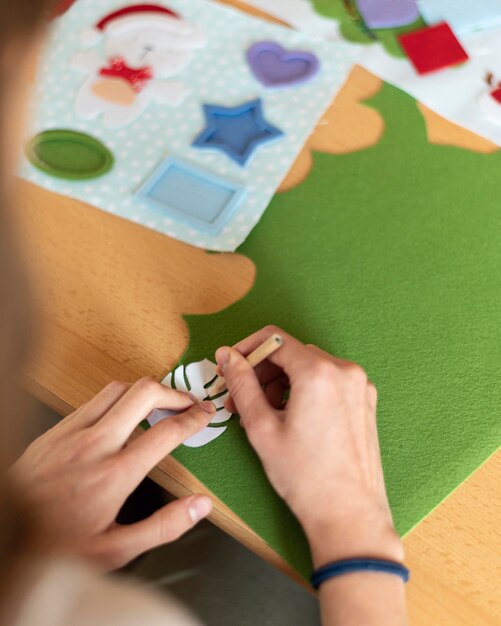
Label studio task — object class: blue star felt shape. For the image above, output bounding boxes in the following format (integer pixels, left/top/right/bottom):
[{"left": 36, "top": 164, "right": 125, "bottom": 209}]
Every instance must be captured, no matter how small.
[{"left": 192, "top": 98, "right": 284, "bottom": 166}]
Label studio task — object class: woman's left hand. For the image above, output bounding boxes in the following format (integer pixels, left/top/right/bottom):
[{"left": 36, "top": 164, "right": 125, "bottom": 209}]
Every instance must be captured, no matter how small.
[{"left": 10, "top": 378, "right": 215, "bottom": 570}]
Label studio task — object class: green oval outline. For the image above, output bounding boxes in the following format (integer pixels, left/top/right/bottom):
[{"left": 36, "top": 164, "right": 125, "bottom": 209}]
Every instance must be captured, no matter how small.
[{"left": 26, "top": 129, "right": 114, "bottom": 180}]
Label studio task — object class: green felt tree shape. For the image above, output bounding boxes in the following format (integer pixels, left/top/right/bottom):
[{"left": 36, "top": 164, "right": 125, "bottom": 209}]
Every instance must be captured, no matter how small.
[{"left": 172, "top": 83, "right": 501, "bottom": 579}]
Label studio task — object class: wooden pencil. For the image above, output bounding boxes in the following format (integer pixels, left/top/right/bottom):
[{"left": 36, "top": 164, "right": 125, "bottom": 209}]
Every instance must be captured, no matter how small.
[{"left": 209, "top": 333, "right": 284, "bottom": 396}]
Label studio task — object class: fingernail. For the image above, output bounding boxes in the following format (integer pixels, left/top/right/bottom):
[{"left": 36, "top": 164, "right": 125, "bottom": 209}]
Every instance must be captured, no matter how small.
[
  {"left": 187, "top": 392, "right": 198, "bottom": 402},
  {"left": 199, "top": 400, "right": 215, "bottom": 413},
  {"left": 189, "top": 496, "right": 212, "bottom": 523},
  {"left": 216, "top": 347, "right": 231, "bottom": 371}
]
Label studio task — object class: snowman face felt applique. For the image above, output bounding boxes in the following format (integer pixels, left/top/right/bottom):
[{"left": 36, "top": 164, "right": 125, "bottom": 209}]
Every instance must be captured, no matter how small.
[
  {"left": 104, "top": 13, "right": 205, "bottom": 77},
  {"left": 71, "top": 4, "right": 205, "bottom": 128}
]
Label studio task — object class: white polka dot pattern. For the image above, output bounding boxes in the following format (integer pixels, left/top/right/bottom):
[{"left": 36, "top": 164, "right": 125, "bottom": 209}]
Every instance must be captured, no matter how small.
[{"left": 20, "top": 0, "right": 359, "bottom": 251}]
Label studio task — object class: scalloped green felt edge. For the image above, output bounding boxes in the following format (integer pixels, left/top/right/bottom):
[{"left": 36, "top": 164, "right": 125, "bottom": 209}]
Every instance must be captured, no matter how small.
[{"left": 157, "top": 83, "right": 501, "bottom": 580}]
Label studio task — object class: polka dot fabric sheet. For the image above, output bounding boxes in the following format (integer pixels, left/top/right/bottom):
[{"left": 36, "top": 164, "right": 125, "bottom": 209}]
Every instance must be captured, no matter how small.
[{"left": 20, "top": 0, "right": 359, "bottom": 251}]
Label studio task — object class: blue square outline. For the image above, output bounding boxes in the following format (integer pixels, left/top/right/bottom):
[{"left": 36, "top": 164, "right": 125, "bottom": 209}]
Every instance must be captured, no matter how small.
[{"left": 136, "top": 156, "right": 247, "bottom": 236}]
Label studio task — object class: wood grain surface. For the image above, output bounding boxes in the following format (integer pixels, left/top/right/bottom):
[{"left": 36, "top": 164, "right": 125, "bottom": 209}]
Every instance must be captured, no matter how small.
[
  {"left": 16, "top": 182, "right": 255, "bottom": 411},
  {"left": 17, "top": 2, "right": 501, "bottom": 623}
]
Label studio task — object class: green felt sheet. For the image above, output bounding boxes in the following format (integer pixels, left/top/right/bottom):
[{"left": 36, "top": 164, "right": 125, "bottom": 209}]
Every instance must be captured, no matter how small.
[{"left": 170, "top": 83, "right": 501, "bottom": 579}]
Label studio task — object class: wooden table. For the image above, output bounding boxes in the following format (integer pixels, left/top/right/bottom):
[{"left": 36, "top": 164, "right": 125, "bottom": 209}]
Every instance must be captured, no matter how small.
[{"left": 17, "top": 2, "right": 501, "bottom": 623}]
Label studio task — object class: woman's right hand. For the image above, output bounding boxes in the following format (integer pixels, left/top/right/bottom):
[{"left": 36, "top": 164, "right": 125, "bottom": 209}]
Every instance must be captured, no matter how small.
[{"left": 215, "top": 326, "right": 404, "bottom": 568}]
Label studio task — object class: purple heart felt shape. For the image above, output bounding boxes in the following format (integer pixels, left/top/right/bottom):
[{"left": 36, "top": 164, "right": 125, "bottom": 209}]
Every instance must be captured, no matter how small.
[{"left": 246, "top": 41, "right": 320, "bottom": 88}]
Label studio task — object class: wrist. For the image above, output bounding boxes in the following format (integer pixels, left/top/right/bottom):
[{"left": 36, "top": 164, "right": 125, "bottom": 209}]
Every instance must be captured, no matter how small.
[{"left": 303, "top": 513, "right": 404, "bottom": 569}]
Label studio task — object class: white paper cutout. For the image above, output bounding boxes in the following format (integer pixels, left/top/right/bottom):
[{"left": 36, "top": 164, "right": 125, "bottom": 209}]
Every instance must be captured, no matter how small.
[
  {"left": 147, "top": 359, "right": 231, "bottom": 448},
  {"left": 359, "top": 26, "right": 501, "bottom": 147},
  {"left": 147, "top": 407, "right": 179, "bottom": 426},
  {"left": 71, "top": 7, "right": 205, "bottom": 128}
]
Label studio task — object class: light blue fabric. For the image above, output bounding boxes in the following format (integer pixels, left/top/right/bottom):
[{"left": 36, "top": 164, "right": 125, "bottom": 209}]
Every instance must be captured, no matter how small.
[
  {"left": 20, "top": 0, "right": 359, "bottom": 251},
  {"left": 137, "top": 157, "right": 246, "bottom": 234},
  {"left": 147, "top": 166, "right": 234, "bottom": 223},
  {"left": 417, "top": 0, "right": 501, "bottom": 35}
]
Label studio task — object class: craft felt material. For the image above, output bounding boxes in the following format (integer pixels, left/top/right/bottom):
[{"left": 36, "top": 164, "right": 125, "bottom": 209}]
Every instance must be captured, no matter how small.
[
  {"left": 417, "top": 0, "right": 501, "bottom": 36},
  {"left": 136, "top": 156, "right": 246, "bottom": 235},
  {"left": 26, "top": 129, "right": 114, "bottom": 179},
  {"left": 356, "top": 0, "right": 419, "bottom": 29},
  {"left": 398, "top": 23, "right": 469, "bottom": 75},
  {"left": 360, "top": 25, "right": 501, "bottom": 146},
  {"left": 489, "top": 83, "right": 501, "bottom": 104},
  {"left": 154, "top": 83, "right": 501, "bottom": 579},
  {"left": 20, "top": 0, "right": 359, "bottom": 252},
  {"left": 242, "top": 0, "right": 427, "bottom": 58},
  {"left": 246, "top": 41, "right": 320, "bottom": 88},
  {"left": 311, "top": 0, "right": 426, "bottom": 57},
  {"left": 191, "top": 99, "right": 284, "bottom": 166},
  {"left": 73, "top": 6, "right": 205, "bottom": 127}
]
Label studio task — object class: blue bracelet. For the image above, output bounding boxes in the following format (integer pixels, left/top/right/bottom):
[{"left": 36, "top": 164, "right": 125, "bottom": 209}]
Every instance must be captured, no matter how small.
[{"left": 311, "top": 558, "right": 410, "bottom": 589}]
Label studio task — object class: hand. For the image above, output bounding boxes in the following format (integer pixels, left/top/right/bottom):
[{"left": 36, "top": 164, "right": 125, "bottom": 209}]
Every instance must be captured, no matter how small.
[
  {"left": 215, "top": 326, "right": 403, "bottom": 568},
  {"left": 10, "top": 378, "right": 215, "bottom": 570}
]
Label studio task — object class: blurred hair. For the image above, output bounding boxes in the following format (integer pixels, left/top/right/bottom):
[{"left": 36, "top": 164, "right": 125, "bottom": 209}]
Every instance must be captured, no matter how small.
[
  {"left": 0, "top": 1, "right": 55, "bottom": 375},
  {"left": 0, "top": 0, "right": 57, "bottom": 607}
]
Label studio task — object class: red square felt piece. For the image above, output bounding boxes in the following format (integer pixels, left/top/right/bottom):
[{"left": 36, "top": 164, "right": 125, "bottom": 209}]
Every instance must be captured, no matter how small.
[{"left": 398, "top": 22, "right": 469, "bottom": 75}]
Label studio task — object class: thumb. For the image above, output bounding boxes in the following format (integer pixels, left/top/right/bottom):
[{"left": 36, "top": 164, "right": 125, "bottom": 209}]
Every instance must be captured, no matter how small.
[
  {"left": 215, "top": 347, "right": 275, "bottom": 428},
  {"left": 97, "top": 495, "right": 212, "bottom": 569}
]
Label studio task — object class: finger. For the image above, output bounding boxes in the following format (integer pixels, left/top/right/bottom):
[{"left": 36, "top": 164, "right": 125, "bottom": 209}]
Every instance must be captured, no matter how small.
[
  {"left": 215, "top": 347, "right": 277, "bottom": 428},
  {"left": 367, "top": 381, "right": 378, "bottom": 413},
  {"left": 222, "top": 326, "right": 317, "bottom": 383},
  {"left": 223, "top": 395, "right": 237, "bottom": 415},
  {"left": 264, "top": 379, "right": 288, "bottom": 410},
  {"left": 96, "top": 495, "right": 212, "bottom": 569},
  {"left": 216, "top": 355, "right": 282, "bottom": 385},
  {"left": 119, "top": 401, "right": 215, "bottom": 487},
  {"left": 61, "top": 381, "right": 132, "bottom": 431},
  {"left": 223, "top": 368, "right": 290, "bottom": 413},
  {"left": 216, "top": 361, "right": 288, "bottom": 393},
  {"left": 95, "top": 377, "right": 195, "bottom": 446}
]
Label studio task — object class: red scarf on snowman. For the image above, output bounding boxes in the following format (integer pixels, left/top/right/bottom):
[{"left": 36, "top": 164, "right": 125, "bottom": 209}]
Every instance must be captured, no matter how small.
[{"left": 99, "top": 58, "right": 153, "bottom": 92}]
